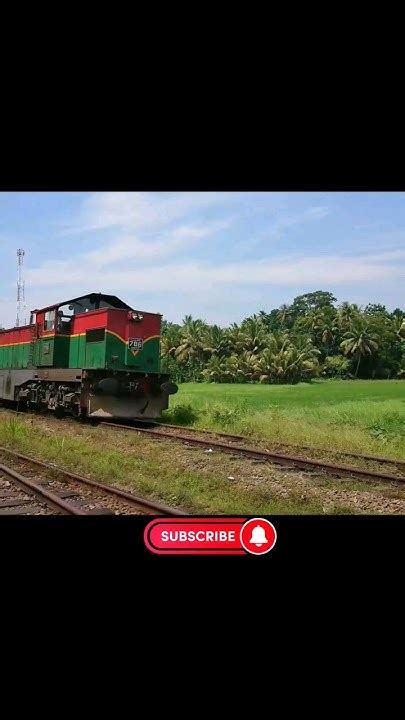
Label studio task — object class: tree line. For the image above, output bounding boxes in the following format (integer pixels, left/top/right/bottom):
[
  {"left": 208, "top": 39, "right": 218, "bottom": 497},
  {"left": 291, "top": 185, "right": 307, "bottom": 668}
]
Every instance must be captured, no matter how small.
[{"left": 161, "top": 291, "right": 405, "bottom": 384}]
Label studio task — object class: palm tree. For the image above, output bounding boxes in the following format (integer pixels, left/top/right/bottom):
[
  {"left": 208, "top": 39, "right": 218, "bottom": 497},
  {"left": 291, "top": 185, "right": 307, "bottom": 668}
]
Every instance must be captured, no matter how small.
[
  {"left": 240, "top": 318, "right": 270, "bottom": 353},
  {"left": 266, "top": 330, "right": 291, "bottom": 355},
  {"left": 290, "top": 334, "right": 321, "bottom": 361},
  {"left": 252, "top": 339, "right": 320, "bottom": 384},
  {"left": 235, "top": 350, "right": 257, "bottom": 381},
  {"left": 340, "top": 322, "right": 379, "bottom": 377},
  {"left": 312, "top": 310, "right": 338, "bottom": 356},
  {"left": 223, "top": 355, "right": 240, "bottom": 382},
  {"left": 160, "top": 322, "right": 181, "bottom": 358},
  {"left": 276, "top": 304, "right": 293, "bottom": 328},
  {"left": 226, "top": 324, "right": 246, "bottom": 355},
  {"left": 258, "top": 310, "right": 271, "bottom": 325},
  {"left": 337, "top": 302, "right": 361, "bottom": 331},
  {"left": 201, "top": 355, "right": 225, "bottom": 382},
  {"left": 202, "top": 325, "right": 228, "bottom": 358},
  {"left": 175, "top": 318, "right": 207, "bottom": 364}
]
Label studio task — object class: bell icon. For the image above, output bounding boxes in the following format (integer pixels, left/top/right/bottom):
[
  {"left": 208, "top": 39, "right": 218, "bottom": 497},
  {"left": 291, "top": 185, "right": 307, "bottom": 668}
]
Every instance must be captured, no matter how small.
[{"left": 249, "top": 524, "right": 268, "bottom": 547}]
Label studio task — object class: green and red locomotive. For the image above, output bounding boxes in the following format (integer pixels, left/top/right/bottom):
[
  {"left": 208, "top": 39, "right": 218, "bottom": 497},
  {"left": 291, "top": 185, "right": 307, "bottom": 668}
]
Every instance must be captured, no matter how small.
[{"left": 0, "top": 292, "right": 177, "bottom": 419}]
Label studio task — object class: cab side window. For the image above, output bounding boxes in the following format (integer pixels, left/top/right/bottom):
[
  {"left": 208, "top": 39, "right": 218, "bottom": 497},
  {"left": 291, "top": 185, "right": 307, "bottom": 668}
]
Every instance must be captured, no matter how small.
[{"left": 44, "top": 310, "right": 56, "bottom": 331}]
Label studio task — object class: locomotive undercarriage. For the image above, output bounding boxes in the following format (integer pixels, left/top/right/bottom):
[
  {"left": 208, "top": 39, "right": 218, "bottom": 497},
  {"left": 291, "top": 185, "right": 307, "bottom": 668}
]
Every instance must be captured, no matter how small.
[
  {"left": 16, "top": 380, "right": 81, "bottom": 416},
  {"left": 9, "top": 369, "right": 177, "bottom": 420}
]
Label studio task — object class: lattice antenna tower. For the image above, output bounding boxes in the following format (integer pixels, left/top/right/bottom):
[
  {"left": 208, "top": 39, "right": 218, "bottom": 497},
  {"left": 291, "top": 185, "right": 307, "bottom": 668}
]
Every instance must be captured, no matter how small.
[{"left": 16, "top": 248, "right": 26, "bottom": 327}]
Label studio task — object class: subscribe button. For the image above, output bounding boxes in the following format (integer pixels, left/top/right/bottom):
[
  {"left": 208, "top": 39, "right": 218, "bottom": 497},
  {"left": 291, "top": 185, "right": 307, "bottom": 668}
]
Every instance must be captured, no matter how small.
[{"left": 144, "top": 517, "right": 277, "bottom": 556}]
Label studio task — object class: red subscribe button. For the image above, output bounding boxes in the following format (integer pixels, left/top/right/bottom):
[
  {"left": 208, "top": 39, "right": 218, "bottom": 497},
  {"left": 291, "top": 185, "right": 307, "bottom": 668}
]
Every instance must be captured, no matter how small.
[{"left": 144, "top": 517, "right": 277, "bottom": 556}]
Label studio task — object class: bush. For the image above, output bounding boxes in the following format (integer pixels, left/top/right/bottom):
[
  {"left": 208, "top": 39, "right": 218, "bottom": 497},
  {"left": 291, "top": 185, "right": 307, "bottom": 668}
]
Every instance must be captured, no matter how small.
[
  {"left": 367, "top": 412, "right": 405, "bottom": 442},
  {"left": 161, "top": 403, "right": 199, "bottom": 425},
  {"left": 322, "top": 355, "right": 351, "bottom": 378},
  {"left": 211, "top": 400, "right": 248, "bottom": 428}
]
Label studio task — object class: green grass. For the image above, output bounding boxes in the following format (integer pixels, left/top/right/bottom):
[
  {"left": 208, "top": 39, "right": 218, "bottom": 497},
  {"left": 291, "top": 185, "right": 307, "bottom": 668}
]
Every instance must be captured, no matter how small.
[
  {"left": 0, "top": 416, "right": 326, "bottom": 514},
  {"left": 163, "top": 380, "right": 405, "bottom": 459},
  {"left": 0, "top": 411, "right": 401, "bottom": 514}
]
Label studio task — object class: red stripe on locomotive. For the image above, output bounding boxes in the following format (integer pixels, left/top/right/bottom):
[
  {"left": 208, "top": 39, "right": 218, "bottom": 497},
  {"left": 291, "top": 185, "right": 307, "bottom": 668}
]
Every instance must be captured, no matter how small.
[{"left": 0, "top": 327, "right": 33, "bottom": 346}]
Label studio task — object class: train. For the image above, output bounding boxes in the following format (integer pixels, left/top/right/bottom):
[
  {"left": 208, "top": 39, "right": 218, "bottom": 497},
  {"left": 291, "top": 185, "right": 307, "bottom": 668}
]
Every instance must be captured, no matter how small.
[{"left": 0, "top": 292, "right": 178, "bottom": 420}]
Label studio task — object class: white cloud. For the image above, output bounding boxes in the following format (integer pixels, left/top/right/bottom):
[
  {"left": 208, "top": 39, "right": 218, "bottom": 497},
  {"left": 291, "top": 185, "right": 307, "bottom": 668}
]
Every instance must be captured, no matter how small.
[
  {"left": 57, "top": 192, "right": 235, "bottom": 236},
  {"left": 265, "top": 206, "right": 330, "bottom": 239},
  {"left": 26, "top": 216, "right": 236, "bottom": 284},
  {"left": 25, "top": 252, "right": 404, "bottom": 295},
  {"left": 233, "top": 205, "right": 330, "bottom": 255}
]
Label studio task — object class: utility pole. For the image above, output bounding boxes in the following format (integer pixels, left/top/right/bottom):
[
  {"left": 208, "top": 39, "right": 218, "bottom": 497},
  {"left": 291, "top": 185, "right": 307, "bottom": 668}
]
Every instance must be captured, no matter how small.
[{"left": 16, "top": 248, "right": 26, "bottom": 327}]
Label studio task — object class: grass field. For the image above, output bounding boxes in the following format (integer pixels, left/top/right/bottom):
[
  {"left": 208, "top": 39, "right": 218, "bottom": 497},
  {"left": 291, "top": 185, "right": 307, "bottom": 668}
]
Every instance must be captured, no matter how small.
[
  {"left": 0, "top": 380, "right": 404, "bottom": 516},
  {"left": 163, "top": 380, "right": 405, "bottom": 459},
  {"left": 1, "top": 412, "right": 404, "bottom": 514},
  {"left": 0, "top": 414, "right": 328, "bottom": 514}
]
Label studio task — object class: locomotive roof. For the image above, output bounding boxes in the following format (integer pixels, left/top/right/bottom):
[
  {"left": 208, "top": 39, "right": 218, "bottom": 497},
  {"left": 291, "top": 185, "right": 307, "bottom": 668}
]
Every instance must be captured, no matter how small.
[{"left": 32, "top": 293, "right": 133, "bottom": 313}]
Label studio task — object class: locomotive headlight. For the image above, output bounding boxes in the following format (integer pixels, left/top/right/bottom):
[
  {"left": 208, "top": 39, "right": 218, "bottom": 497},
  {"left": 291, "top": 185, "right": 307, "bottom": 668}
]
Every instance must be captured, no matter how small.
[{"left": 129, "top": 311, "right": 143, "bottom": 321}]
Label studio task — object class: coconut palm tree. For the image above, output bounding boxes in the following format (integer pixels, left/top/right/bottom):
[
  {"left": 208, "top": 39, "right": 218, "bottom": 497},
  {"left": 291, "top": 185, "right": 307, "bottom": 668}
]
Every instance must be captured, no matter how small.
[
  {"left": 340, "top": 322, "right": 379, "bottom": 377},
  {"left": 222, "top": 355, "right": 240, "bottom": 382},
  {"left": 266, "top": 330, "right": 291, "bottom": 355},
  {"left": 291, "top": 334, "right": 321, "bottom": 362},
  {"left": 202, "top": 324, "right": 228, "bottom": 358},
  {"left": 337, "top": 302, "right": 361, "bottom": 331},
  {"left": 276, "top": 304, "right": 293, "bottom": 328},
  {"left": 240, "top": 318, "right": 270, "bottom": 353},
  {"left": 201, "top": 355, "right": 226, "bottom": 382},
  {"left": 160, "top": 322, "right": 181, "bottom": 358},
  {"left": 226, "top": 324, "right": 246, "bottom": 355},
  {"left": 253, "top": 342, "right": 320, "bottom": 384},
  {"left": 175, "top": 318, "right": 207, "bottom": 364},
  {"left": 253, "top": 348, "right": 297, "bottom": 383},
  {"left": 235, "top": 350, "right": 257, "bottom": 381},
  {"left": 312, "top": 311, "right": 338, "bottom": 356}
]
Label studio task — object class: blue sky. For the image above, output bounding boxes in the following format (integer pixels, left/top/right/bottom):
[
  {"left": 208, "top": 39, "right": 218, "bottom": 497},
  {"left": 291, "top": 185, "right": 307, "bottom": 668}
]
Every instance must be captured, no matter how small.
[{"left": 1, "top": 191, "right": 404, "bottom": 328}]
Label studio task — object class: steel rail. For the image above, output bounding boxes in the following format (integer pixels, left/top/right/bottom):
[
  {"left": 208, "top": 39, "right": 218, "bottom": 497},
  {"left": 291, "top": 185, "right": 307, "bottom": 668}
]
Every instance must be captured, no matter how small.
[
  {"left": 153, "top": 422, "right": 244, "bottom": 441},
  {"left": 4, "top": 405, "right": 403, "bottom": 469},
  {"left": 102, "top": 420, "right": 244, "bottom": 442},
  {"left": 0, "top": 447, "right": 187, "bottom": 515},
  {"left": 102, "top": 421, "right": 405, "bottom": 469},
  {"left": 99, "top": 424, "right": 405, "bottom": 485},
  {"left": 0, "top": 463, "right": 88, "bottom": 515}
]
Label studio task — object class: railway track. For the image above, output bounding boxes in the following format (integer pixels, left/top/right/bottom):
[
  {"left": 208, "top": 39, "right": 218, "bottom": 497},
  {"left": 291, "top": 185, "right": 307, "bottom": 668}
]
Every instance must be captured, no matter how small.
[
  {"left": 103, "top": 420, "right": 405, "bottom": 470},
  {"left": 3, "top": 405, "right": 404, "bottom": 471},
  {"left": 1, "top": 406, "right": 404, "bottom": 487},
  {"left": 103, "top": 420, "right": 246, "bottom": 443},
  {"left": 143, "top": 420, "right": 244, "bottom": 442},
  {"left": 156, "top": 423, "right": 405, "bottom": 470},
  {"left": 0, "top": 447, "right": 186, "bottom": 516},
  {"left": 101, "top": 421, "right": 405, "bottom": 486}
]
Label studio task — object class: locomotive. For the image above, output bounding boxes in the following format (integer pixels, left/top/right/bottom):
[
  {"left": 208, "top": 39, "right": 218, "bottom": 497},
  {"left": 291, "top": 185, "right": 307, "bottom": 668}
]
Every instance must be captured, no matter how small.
[{"left": 0, "top": 292, "right": 177, "bottom": 419}]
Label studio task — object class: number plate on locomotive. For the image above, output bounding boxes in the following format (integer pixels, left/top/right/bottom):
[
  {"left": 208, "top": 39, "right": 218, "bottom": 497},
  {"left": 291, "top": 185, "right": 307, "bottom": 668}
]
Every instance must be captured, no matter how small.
[{"left": 128, "top": 338, "right": 143, "bottom": 349}]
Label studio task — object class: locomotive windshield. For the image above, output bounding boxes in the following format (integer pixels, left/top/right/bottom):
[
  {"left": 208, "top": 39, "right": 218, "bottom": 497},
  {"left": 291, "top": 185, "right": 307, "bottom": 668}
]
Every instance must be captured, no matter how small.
[
  {"left": 63, "top": 294, "right": 132, "bottom": 314},
  {"left": 34, "top": 293, "right": 133, "bottom": 319},
  {"left": 54, "top": 294, "right": 133, "bottom": 332}
]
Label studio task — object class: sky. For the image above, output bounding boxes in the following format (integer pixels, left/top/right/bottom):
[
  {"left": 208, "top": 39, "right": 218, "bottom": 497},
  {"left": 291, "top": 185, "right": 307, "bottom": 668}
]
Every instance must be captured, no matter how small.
[{"left": 0, "top": 191, "right": 404, "bottom": 328}]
